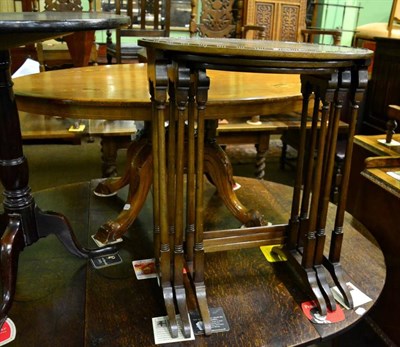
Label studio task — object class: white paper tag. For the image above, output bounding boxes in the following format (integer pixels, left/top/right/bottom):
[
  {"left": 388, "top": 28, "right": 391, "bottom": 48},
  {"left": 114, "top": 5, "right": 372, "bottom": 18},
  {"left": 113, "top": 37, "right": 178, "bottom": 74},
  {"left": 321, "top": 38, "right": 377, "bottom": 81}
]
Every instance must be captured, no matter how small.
[
  {"left": 132, "top": 258, "right": 157, "bottom": 280},
  {"left": 331, "top": 282, "right": 372, "bottom": 310},
  {"left": 91, "top": 234, "right": 123, "bottom": 247},
  {"left": 189, "top": 307, "right": 230, "bottom": 335},
  {"left": 152, "top": 314, "right": 195, "bottom": 344},
  {"left": 378, "top": 138, "right": 400, "bottom": 146},
  {"left": 387, "top": 171, "right": 400, "bottom": 181}
]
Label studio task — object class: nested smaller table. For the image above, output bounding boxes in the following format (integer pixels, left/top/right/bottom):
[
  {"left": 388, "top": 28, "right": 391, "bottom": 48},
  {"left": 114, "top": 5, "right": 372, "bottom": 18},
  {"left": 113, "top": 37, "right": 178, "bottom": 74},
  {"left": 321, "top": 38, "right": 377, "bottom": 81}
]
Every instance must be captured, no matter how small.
[{"left": 138, "top": 37, "right": 373, "bottom": 337}]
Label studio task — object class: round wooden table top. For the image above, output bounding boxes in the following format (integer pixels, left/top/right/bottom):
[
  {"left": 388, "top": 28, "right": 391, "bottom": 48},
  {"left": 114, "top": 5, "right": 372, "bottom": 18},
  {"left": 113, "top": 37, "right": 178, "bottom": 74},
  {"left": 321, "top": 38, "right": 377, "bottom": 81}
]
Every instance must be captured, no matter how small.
[
  {"left": 0, "top": 12, "right": 130, "bottom": 50},
  {"left": 6, "top": 178, "right": 385, "bottom": 346},
  {"left": 14, "top": 64, "right": 304, "bottom": 121},
  {"left": 138, "top": 37, "right": 373, "bottom": 63}
]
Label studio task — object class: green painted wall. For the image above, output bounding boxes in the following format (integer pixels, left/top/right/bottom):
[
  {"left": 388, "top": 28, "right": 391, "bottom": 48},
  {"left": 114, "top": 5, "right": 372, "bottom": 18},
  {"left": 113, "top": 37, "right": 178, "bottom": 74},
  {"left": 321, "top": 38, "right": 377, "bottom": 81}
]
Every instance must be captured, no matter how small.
[
  {"left": 358, "top": 0, "right": 392, "bottom": 25},
  {"left": 318, "top": 0, "right": 393, "bottom": 45}
]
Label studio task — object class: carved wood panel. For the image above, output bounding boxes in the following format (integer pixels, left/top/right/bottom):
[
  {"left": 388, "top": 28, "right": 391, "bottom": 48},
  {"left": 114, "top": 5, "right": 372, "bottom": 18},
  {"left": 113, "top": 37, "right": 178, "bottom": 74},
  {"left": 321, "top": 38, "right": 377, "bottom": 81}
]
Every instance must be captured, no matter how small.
[
  {"left": 244, "top": 0, "right": 306, "bottom": 41},
  {"left": 44, "top": 0, "right": 83, "bottom": 11},
  {"left": 197, "top": 0, "right": 237, "bottom": 38}
]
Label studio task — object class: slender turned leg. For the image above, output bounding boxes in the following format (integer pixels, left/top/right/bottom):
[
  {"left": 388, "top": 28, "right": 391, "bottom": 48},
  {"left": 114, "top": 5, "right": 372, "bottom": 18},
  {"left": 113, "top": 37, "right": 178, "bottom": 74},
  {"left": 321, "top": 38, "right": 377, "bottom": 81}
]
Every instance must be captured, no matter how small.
[
  {"left": 0, "top": 49, "right": 115, "bottom": 328},
  {"left": 299, "top": 75, "right": 336, "bottom": 316},
  {"left": 274, "top": 76, "right": 328, "bottom": 316},
  {"left": 192, "top": 69, "right": 212, "bottom": 335},
  {"left": 151, "top": 61, "right": 178, "bottom": 338},
  {"left": 253, "top": 132, "right": 270, "bottom": 179},
  {"left": 312, "top": 71, "right": 350, "bottom": 313},
  {"left": 311, "top": 110, "right": 338, "bottom": 312},
  {"left": 185, "top": 83, "right": 196, "bottom": 267},
  {"left": 286, "top": 81, "right": 313, "bottom": 250},
  {"left": 171, "top": 64, "right": 191, "bottom": 337},
  {"left": 325, "top": 67, "right": 369, "bottom": 309}
]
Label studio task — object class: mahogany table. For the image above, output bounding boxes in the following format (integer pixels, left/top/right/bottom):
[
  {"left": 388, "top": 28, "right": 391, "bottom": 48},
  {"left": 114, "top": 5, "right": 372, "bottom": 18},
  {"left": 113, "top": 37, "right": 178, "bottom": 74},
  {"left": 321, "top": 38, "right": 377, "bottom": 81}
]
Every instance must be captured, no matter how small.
[
  {"left": 13, "top": 63, "right": 305, "bottom": 176},
  {"left": 0, "top": 12, "right": 130, "bottom": 327},
  {"left": 13, "top": 64, "right": 307, "bottom": 240},
  {"left": 138, "top": 37, "right": 373, "bottom": 337},
  {"left": 2, "top": 178, "right": 386, "bottom": 346}
]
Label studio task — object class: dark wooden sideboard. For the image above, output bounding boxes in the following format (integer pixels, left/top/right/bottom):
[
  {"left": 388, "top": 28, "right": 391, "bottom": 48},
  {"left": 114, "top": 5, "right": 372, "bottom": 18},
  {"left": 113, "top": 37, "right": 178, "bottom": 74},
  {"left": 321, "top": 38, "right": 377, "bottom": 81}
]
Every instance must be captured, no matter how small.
[
  {"left": 347, "top": 134, "right": 400, "bottom": 345},
  {"left": 361, "top": 37, "right": 400, "bottom": 134}
]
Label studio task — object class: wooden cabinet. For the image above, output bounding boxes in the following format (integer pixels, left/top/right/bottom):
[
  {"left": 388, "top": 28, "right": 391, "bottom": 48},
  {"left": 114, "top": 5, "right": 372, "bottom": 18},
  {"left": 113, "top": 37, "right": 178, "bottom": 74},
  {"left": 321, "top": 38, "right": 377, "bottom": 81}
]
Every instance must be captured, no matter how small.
[
  {"left": 362, "top": 37, "right": 400, "bottom": 134},
  {"left": 243, "top": 0, "right": 307, "bottom": 41},
  {"left": 347, "top": 134, "right": 400, "bottom": 345}
]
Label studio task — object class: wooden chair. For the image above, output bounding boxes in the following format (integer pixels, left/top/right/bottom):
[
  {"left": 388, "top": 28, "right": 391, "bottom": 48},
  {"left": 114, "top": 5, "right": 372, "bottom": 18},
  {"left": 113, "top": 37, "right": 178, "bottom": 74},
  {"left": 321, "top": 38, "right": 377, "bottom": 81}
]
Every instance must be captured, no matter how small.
[
  {"left": 190, "top": 0, "right": 341, "bottom": 44},
  {"left": 36, "top": 0, "right": 98, "bottom": 71},
  {"left": 189, "top": 0, "right": 342, "bottom": 179},
  {"left": 105, "top": 0, "right": 171, "bottom": 64},
  {"left": 353, "top": 0, "right": 400, "bottom": 47},
  {"left": 9, "top": 0, "right": 39, "bottom": 73}
]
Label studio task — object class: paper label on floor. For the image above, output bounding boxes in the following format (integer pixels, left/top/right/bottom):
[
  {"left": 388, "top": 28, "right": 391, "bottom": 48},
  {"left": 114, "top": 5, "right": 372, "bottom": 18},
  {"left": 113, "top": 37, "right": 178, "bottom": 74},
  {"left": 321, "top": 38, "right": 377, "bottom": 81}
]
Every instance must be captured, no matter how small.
[
  {"left": 378, "top": 138, "right": 400, "bottom": 146},
  {"left": 90, "top": 253, "right": 123, "bottom": 269},
  {"left": 332, "top": 282, "right": 372, "bottom": 310},
  {"left": 301, "top": 301, "right": 345, "bottom": 324},
  {"left": 260, "top": 245, "right": 286, "bottom": 262},
  {"left": 91, "top": 234, "right": 123, "bottom": 248},
  {"left": 152, "top": 314, "right": 195, "bottom": 344},
  {"left": 0, "top": 318, "right": 16, "bottom": 346},
  {"left": 189, "top": 307, "right": 230, "bottom": 335},
  {"left": 68, "top": 124, "right": 85, "bottom": 132},
  {"left": 132, "top": 258, "right": 157, "bottom": 280}
]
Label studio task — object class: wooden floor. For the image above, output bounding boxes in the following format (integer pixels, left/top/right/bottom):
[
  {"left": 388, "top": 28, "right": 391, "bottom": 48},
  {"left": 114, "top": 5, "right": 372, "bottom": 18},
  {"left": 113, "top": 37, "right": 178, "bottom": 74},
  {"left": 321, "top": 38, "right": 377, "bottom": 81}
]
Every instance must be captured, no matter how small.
[{"left": 3, "top": 176, "right": 385, "bottom": 346}]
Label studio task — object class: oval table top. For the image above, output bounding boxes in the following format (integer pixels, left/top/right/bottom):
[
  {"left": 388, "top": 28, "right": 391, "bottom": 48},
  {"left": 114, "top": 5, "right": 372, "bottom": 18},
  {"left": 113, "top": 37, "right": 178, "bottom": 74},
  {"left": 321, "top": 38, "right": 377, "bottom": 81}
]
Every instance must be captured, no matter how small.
[
  {"left": 138, "top": 37, "right": 373, "bottom": 66},
  {"left": 13, "top": 64, "right": 304, "bottom": 121},
  {"left": 0, "top": 12, "right": 130, "bottom": 50}
]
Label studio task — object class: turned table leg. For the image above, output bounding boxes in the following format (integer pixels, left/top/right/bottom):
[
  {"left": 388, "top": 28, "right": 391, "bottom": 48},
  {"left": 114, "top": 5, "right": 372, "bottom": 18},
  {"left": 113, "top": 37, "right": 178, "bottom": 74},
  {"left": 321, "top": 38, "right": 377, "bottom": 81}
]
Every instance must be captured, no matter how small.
[{"left": 0, "top": 49, "right": 115, "bottom": 326}]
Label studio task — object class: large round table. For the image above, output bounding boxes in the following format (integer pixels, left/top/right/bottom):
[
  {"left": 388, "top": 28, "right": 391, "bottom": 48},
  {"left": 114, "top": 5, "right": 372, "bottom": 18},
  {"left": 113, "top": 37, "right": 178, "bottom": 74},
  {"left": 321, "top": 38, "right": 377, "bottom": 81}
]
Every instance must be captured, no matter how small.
[{"left": 5, "top": 178, "right": 385, "bottom": 346}]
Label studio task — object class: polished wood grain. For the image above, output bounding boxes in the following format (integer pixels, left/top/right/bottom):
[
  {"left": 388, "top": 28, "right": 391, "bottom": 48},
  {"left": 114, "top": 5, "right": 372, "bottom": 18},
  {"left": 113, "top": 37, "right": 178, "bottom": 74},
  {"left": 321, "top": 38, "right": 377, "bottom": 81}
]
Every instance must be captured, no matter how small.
[
  {"left": 13, "top": 64, "right": 304, "bottom": 178},
  {"left": 4, "top": 178, "right": 385, "bottom": 346},
  {"left": 13, "top": 64, "right": 304, "bottom": 121}
]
